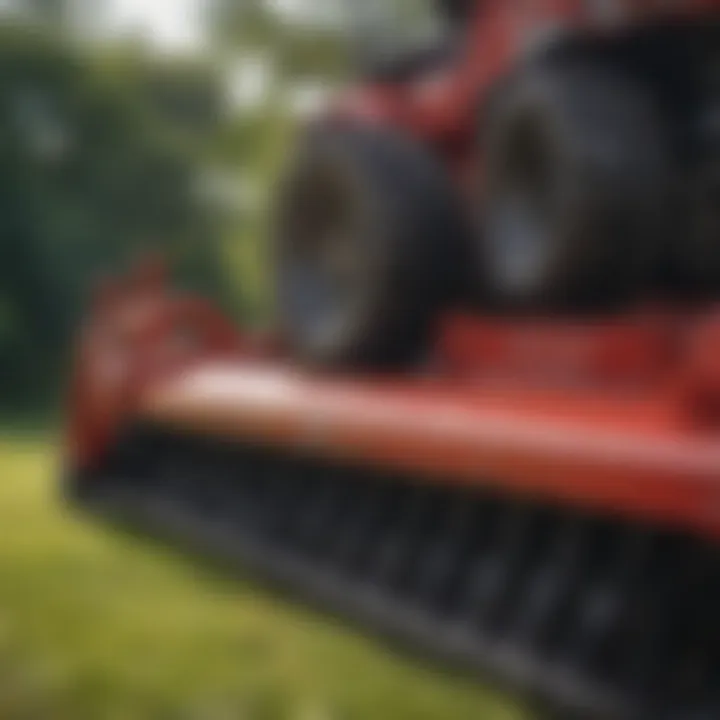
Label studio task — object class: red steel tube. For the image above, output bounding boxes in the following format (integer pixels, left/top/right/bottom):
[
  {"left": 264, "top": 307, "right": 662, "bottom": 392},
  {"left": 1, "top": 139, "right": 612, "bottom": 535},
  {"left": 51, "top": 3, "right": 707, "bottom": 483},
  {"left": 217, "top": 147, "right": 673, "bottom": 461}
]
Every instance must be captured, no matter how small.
[{"left": 138, "top": 361, "right": 720, "bottom": 541}]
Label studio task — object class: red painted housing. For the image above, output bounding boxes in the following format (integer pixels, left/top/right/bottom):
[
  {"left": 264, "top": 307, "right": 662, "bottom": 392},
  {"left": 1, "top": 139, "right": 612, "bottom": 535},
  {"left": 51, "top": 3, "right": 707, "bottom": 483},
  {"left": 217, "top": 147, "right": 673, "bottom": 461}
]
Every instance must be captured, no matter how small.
[
  {"left": 67, "top": 262, "right": 720, "bottom": 543},
  {"left": 66, "top": 1, "right": 720, "bottom": 546}
]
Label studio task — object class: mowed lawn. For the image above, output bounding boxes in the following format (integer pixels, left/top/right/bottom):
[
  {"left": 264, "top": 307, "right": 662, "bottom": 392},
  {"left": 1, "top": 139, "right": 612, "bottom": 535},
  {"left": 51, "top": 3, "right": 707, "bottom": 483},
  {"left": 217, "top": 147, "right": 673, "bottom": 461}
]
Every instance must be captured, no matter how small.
[{"left": 0, "top": 436, "right": 536, "bottom": 720}]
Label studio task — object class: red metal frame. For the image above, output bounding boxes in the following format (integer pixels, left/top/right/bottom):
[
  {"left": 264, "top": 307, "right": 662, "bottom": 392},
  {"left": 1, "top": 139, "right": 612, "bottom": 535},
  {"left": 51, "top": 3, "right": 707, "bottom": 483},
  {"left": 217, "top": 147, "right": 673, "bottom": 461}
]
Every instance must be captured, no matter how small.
[
  {"left": 66, "top": 259, "right": 720, "bottom": 542},
  {"left": 66, "top": 260, "right": 247, "bottom": 469},
  {"left": 137, "top": 362, "right": 720, "bottom": 540},
  {"left": 436, "top": 310, "right": 681, "bottom": 387},
  {"left": 66, "top": 1, "right": 720, "bottom": 544}
]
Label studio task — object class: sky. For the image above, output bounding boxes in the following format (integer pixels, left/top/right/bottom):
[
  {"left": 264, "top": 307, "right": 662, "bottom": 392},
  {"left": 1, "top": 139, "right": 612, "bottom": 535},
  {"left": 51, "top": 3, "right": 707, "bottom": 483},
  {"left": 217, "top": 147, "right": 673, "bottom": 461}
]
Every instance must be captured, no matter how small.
[
  {"left": 102, "top": 0, "right": 323, "bottom": 53},
  {"left": 102, "top": 0, "right": 208, "bottom": 53}
]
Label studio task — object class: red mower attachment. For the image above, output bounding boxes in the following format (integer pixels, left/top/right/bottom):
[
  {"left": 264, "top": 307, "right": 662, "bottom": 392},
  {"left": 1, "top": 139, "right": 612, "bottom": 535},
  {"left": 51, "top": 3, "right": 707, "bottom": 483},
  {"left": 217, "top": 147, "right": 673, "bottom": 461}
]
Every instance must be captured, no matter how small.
[
  {"left": 66, "top": 258, "right": 247, "bottom": 470},
  {"left": 66, "top": 261, "right": 720, "bottom": 720},
  {"left": 65, "top": 2, "right": 720, "bottom": 718}
]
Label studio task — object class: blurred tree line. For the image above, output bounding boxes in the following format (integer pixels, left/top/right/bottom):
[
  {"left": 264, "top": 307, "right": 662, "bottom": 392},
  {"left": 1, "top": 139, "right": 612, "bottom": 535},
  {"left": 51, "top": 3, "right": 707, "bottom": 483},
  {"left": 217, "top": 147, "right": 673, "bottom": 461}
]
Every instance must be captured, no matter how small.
[
  {"left": 0, "top": 0, "right": 348, "bottom": 414},
  {"left": 0, "top": 24, "right": 229, "bottom": 410}
]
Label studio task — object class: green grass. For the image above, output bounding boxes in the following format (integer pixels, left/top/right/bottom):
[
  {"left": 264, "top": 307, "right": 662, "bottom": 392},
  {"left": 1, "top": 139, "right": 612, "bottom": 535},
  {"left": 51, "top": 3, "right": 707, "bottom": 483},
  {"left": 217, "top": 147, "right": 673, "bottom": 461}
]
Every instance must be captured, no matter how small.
[{"left": 0, "top": 436, "right": 536, "bottom": 720}]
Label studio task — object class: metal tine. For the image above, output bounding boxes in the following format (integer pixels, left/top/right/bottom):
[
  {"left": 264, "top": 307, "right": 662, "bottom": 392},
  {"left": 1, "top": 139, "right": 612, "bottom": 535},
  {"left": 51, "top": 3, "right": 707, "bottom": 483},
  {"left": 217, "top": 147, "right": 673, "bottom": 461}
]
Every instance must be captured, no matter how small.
[
  {"left": 463, "top": 500, "right": 538, "bottom": 638},
  {"left": 394, "top": 485, "right": 455, "bottom": 595},
  {"left": 370, "top": 482, "right": 440, "bottom": 593},
  {"left": 342, "top": 477, "right": 406, "bottom": 577},
  {"left": 613, "top": 533, "right": 686, "bottom": 700},
  {"left": 111, "top": 427, "right": 157, "bottom": 491},
  {"left": 149, "top": 439, "right": 196, "bottom": 505},
  {"left": 626, "top": 536, "right": 718, "bottom": 708},
  {"left": 259, "top": 456, "right": 312, "bottom": 544},
  {"left": 238, "top": 450, "right": 291, "bottom": 538},
  {"left": 563, "top": 523, "right": 655, "bottom": 681},
  {"left": 413, "top": 490, "right": 481, "bottom": 615},
  {"left": 292, "top": 465, "right": 350, "bottom": 556},
  {"left": 490, "top": 506, "right": 559, "bottom": 638},
  {"left": 328, "top": 475, "right": 387, "bottom": 572},
  {"left": 194, "top": 440, "right": 241, "bottom": 523},
  {"left": 508, "top": 512, "right": 589, "bottom": 653}
]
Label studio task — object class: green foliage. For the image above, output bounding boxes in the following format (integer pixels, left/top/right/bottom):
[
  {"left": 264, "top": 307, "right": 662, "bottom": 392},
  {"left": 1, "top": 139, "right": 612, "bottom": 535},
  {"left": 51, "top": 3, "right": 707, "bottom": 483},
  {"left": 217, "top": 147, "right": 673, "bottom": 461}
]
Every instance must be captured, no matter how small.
[
  {"left": 0, "top": 25, "right": 234, "bottom": 409},
  {"left": 213, "top": 0, "right": 349, "bottom": 80}
]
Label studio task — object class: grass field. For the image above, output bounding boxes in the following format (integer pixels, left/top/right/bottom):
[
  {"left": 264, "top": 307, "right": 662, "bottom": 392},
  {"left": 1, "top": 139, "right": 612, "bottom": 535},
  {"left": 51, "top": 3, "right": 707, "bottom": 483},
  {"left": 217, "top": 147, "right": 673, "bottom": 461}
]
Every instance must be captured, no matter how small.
[{"left": 0, "top": 436, "right": 535, "bottom": 720}]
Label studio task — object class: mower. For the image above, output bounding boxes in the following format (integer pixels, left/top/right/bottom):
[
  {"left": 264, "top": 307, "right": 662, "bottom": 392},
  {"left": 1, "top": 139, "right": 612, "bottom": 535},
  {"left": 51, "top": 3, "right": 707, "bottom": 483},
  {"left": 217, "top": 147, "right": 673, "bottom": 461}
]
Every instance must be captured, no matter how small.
[{"left": 66, "top": 1, "right": 720, "bottom": 718}]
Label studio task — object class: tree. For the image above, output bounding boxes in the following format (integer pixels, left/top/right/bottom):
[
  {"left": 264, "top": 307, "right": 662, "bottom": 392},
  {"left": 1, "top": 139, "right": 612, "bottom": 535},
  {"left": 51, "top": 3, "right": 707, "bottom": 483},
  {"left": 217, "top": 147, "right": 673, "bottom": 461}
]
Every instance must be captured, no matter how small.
[
  {"left": 211, "top": 0, "right": 349, "bottom": 80},
  {"left": 0, "top": 25, "right": 233, "bottom": 410}
]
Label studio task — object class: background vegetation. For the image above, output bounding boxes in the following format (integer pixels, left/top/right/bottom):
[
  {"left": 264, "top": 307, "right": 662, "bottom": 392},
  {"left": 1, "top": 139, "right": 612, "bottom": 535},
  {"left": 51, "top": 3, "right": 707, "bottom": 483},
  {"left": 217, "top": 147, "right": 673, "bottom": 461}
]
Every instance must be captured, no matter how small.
[{"left": 0, "top": 0, "right": 334, "bottom": 413}]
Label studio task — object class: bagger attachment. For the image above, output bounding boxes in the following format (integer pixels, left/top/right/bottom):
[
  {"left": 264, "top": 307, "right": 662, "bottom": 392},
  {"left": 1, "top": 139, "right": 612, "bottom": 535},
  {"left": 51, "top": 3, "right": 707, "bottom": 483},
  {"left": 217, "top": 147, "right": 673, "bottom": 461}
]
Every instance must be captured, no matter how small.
[{"left": 66, "top": 260, "right": 720, "bottom": 720}]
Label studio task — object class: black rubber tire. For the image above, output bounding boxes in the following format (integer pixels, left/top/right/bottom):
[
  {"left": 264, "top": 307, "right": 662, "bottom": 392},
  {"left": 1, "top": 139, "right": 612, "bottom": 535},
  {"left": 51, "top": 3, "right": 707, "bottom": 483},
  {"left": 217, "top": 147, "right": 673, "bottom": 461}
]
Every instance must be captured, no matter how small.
[
  {"left": 479, "top": 60, "right": 672, "bottom": 312},
  {"left": 274, "top": 124, "right": 467, "bottom": 370},
  {"left": 687, "top": 158, "right": 720, "bottom": 298}
]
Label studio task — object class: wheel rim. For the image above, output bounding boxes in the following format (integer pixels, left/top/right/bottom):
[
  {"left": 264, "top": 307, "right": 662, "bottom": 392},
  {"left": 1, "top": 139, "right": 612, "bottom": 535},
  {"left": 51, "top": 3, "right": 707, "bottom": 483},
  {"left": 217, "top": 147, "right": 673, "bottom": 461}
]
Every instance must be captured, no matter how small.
[
  {"left": 279, "top": 159, "right": 369, "bottom": 357},
  {"left": 485, "top": 112, "right": 559, "bottom": 301}
]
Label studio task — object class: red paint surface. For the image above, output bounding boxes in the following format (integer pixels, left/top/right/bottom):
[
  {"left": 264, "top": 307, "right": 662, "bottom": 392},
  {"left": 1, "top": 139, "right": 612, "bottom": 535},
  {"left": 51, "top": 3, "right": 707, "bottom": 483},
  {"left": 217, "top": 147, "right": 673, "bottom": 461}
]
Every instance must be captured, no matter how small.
[
  {"left": 138, "top": 357, "right": 720, "bottom": 541},
  {"left": 65, "top": 259, "right": 247, "bottom": 469},
  {"left": 67, "top": 1, "right": 720, "bottom": 538},
  {"left": 66, "top": 264, "right": 720, "bottom": 542}
]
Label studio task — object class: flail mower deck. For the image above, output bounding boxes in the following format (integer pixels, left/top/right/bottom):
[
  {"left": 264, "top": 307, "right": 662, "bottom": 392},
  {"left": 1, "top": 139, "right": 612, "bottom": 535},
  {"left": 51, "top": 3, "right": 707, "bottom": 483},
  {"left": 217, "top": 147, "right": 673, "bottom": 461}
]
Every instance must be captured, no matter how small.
[
  {"left": 63, "top": 6, "right": 720, "bottom": 717},
  {"left": 65, "top": 263, "right": 720, "bottom": 720}
]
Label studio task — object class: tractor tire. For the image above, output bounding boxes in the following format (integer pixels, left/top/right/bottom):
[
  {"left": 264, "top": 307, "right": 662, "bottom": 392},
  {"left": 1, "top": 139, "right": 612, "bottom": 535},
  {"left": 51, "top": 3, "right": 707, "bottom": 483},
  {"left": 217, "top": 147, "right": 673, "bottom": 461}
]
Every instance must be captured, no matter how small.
[
  {"left": 479, "top": 60, "right": 672, "bottom": 312},
  {"left": 274, "top": 125, "right": 467, "bottom": 369}
]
